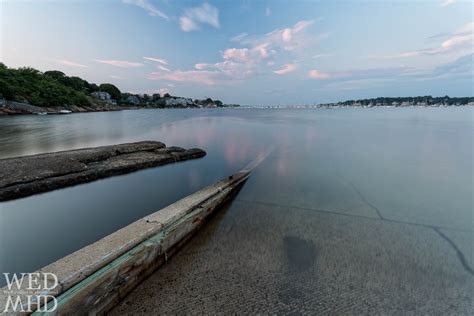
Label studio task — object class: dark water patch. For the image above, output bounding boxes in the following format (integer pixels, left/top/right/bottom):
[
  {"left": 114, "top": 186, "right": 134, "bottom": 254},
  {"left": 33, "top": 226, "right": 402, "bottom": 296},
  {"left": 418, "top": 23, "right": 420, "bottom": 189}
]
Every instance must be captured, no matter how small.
[{"left": 283, "top": 236, "right": 317, "bottom": 273}]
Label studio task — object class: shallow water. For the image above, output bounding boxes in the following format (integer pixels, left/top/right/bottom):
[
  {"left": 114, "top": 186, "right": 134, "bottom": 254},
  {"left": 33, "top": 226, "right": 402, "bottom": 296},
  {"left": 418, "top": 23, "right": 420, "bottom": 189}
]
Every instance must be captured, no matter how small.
[{"left": 0, "top": 107, "right": 472, "bottom": 289}]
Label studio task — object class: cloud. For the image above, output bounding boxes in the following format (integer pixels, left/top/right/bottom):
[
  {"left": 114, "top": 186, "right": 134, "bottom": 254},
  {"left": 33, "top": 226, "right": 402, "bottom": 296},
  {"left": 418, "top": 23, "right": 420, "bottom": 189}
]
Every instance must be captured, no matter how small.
[
  {"left": 222, "top": 48, "right": 250, "bottom": 62},
  {"left": 313, "top": 53, "right": 333, "bottom": 59},
  {"left": 441, "top": 0, "right": 456, "bottom": 7},
  {"left": 194, "top": 63, "right": 209, "bottom": 70},
  {"left": 367, "top": 51, "right": 421, "bottom": 59},
  {"left": 262, "top": 20, "right": 315, "bottom": 52},
  {"left": 122, "top": 0, "right": 169, "bottom": 20},
  {"left": 308, "top": 69, "right": 331, "bottom": 79},
  {"left": 109, "top": 75, "right": 127, "bottom": 79},
  {"left": 441, "top": 22, "right": 473, "bottom": 50},
  {"left": 148, "top": 70, "right": 221, "bottom": 85},
  {"left": 274, "top": 63, "right": 297, "bottom": 75},
  {"left": 230, "top": 32, "right": 248, "bottom": 42},
  {"left": 149, "top": 20, "right": 322, "bottom": 85},
  {"left": 308, "top": 67, "right": 415, "bottom": 81},
  {"left": 94, "top": 59, "right": 144, "bottom": 68},
  {"left": 143, "top": 56, "right": 168, "bottom": 65},
  {"left": 433, "top": 53, "right": 473, "bottom": 77},
  {"left": 56, "top": 59, "right": 88, "bottom": 68},
  {"left": 369, "top": 22, "right": 473, "bottom": 59},
  {"left": 310, "top": 53, "right": 472, "bottom": 90},
  {"left": 179, "top": 3, "right": 220, "bottom": 32},
  {"left": 157, "top": 65, "right": 171, "bottom": 72}
]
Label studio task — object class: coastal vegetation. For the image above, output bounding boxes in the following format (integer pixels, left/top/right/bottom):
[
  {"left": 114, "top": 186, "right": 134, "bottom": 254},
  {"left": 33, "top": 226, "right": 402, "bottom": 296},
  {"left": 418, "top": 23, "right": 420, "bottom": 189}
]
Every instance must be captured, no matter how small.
[
  {"left": 0, "top": 64, "right": 92, "bottom": 107},
  {"left": 0, "top": 63, "right": 228, "bottom": 110},
  {"left": 322, "top": 96, "right": 473, "bottom": 107}
]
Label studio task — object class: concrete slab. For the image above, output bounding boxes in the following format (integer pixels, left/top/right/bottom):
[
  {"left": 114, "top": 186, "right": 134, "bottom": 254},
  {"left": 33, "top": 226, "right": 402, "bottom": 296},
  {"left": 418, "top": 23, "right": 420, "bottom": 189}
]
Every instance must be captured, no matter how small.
[{"left": 0, "top": 141, "right": 206, "bottom": 201}]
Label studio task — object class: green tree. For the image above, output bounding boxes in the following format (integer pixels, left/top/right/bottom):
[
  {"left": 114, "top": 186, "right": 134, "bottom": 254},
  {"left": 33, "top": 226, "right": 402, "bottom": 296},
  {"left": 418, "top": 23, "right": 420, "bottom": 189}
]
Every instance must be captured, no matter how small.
[
  {"left": 0, "top": 79, "right": 15, "bottom": 100},
  {"left": 98, "top": 83, "right": 121, "bottom": 100}
]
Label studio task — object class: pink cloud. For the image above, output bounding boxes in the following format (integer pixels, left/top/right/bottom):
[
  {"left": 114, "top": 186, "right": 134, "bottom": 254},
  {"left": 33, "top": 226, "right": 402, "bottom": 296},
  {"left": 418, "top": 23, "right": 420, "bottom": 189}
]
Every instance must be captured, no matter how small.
[
  {"left": 148, "top": 20, "right": 322, "bottom": 85},
  {"left": 264, "top": 20, "right": 315, "bottom": 51},
  {"left": 308, "top": 69, "right": 331, "bottom": 79},
  {"left": 180, "top": 16, "right": 198, "bottom": 32},
  {"left": 143, "top": 56, "right": 167, "bottom": 64},
  {"left": 194, "top": 63, "right": 209, "bottom": 70},
  {"left": 148, "top": 70, "right": 220, "bottom": 85},
  {"left": 94, "top": 59, "right": 144, "bottom": 68},
  {"left": 273, "top": 63, "right": 296, "bottom": 75},
  {"left": 222, "top": 48, "right": 250, "bottom": 62},
  {"left": 56, "top": 59, "right": 88, "bottom": 68}
]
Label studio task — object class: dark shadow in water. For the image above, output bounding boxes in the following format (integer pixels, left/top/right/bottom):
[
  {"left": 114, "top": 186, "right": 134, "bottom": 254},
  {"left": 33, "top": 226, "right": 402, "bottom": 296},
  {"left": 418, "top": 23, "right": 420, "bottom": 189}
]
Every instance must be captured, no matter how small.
[{"left": 283, "top": 236, "right": 317, "bottom": 273}]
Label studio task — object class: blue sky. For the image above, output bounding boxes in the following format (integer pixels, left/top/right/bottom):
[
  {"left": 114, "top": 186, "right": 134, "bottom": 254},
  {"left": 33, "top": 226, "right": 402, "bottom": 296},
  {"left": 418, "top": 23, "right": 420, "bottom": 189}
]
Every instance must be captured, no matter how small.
[{"left": 1, "top": 0, "right": 472, "bottom": 105}]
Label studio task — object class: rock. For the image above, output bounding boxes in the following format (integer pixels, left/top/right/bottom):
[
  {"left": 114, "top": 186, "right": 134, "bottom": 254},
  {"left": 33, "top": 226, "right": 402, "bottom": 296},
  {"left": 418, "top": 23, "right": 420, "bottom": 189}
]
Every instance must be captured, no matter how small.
[{"left": 0, "top": 141, "right": 206, "bottom": 201}]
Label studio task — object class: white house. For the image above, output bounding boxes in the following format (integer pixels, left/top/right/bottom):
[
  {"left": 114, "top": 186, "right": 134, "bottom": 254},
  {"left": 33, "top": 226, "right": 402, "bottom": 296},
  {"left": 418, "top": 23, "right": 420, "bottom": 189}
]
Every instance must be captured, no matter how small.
[
  {"left": 165, "top": 97, "right": 194, "bottom": 107},
  {"left": 91, "top": 91, "right": 111, "bottom": 100}
]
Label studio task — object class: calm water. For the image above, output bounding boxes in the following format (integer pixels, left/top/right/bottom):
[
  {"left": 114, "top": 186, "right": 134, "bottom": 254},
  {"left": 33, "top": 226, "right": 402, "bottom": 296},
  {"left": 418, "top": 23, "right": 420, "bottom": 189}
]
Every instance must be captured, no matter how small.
[{"left": 0, "top": 108, "right": 473, "bottom": 288}]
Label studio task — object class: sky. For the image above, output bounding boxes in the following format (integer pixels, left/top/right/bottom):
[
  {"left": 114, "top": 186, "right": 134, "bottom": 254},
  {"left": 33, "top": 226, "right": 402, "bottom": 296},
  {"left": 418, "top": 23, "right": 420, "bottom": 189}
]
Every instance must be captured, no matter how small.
[{"left": 1, "top": 0, "right": 472, "bottom": 105}]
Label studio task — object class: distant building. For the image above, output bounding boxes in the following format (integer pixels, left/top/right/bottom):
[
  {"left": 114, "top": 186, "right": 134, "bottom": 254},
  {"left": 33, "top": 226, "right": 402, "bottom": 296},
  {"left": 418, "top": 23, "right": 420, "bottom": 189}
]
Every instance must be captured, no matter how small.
[
  {"left": 91, "top": 91, "right": 111, "bottom": 100},
  {"left": 126, "top": 95, "right": 140, "bottom": 105},
  {"left": 165, "top": 97, "right": 194, "bottom": 107}
]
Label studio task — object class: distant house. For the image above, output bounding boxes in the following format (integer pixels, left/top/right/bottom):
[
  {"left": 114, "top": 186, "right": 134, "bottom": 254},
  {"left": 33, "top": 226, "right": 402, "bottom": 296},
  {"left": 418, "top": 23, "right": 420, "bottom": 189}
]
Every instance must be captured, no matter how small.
[
  {"left": 126, "top": 95, "right": 140, "bottom": 105},
  {"left": 91, "top": 91, "right": 111, "bottom": 100},
  {"left": 165, "top": 97, "right": 194, "bottom": 107}
]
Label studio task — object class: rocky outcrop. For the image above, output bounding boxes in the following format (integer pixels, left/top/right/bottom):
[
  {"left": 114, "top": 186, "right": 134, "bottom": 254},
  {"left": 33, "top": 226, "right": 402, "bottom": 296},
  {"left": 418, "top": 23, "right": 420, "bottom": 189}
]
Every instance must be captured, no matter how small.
[
  {"left": 0, "top": 141, "right": 206, "bottom": 201},
  {"left": 0, "top": 101, "right": 125, "bottom": 115}
]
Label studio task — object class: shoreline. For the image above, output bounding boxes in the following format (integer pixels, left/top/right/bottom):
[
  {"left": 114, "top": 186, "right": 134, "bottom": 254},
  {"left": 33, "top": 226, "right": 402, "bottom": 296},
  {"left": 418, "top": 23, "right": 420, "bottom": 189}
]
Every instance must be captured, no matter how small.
[
  {"left": 0, "top": 100, "right": 239, "bottom": 116},
  {"left": 0, "top": 101, "right": 472, "bottom": 116}
]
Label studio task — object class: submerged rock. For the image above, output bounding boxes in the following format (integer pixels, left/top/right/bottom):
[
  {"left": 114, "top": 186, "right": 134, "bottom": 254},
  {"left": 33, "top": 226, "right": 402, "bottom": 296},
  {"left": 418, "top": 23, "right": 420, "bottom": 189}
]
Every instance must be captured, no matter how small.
[{"left": 0, "top": 141, "right": 206, "bottom": 201}]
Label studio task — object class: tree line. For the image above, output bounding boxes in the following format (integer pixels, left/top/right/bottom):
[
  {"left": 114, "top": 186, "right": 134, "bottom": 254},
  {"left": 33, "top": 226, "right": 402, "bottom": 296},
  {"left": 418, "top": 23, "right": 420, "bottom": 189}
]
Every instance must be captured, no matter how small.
[
  {"left": 338, "top": 96, "right": 473, "bottom": 106},
  {"left": 0, "top": 63, "right": 122, "bottom": 107},
  {"left": 0, "top": 63, "right": 227, "bottom": 108}
]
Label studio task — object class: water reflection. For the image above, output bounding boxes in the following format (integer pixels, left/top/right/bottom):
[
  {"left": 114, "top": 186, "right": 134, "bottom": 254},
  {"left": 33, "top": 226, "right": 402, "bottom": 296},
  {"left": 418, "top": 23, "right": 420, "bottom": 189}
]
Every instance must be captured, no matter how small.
[{"left": 0, "top": 108, "right": 472, "bottom": 287}]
